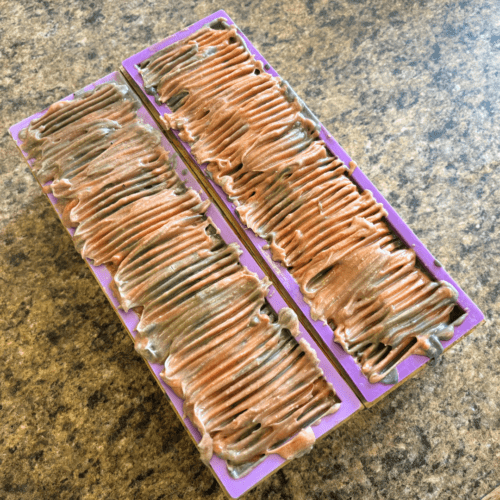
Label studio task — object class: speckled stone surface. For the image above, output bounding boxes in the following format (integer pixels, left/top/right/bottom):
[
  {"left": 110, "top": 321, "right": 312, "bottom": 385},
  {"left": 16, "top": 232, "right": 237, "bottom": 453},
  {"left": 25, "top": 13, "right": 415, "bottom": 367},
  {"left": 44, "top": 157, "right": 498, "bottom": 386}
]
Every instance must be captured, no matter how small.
[{"left": 1, "top": 1, "right": 499, "bottom": 499}]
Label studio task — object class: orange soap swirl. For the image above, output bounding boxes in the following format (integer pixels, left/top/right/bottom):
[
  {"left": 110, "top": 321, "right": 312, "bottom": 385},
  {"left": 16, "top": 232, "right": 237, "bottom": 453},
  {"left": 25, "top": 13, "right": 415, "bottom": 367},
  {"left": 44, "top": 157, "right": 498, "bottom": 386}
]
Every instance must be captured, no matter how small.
[
  {"left": 138, "top": 19, "right": 461, "bottom": 384},
  {"left": 20, "top": 79, "right": 339, "bottom": 478}
]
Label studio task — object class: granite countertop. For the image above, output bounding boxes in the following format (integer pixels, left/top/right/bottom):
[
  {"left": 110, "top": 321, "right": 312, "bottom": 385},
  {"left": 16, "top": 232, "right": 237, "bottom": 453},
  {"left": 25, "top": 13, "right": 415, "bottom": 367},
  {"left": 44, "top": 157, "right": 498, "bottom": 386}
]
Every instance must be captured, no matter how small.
[{"left": 1, "top": 1, "right": 499, "bottom": 499}]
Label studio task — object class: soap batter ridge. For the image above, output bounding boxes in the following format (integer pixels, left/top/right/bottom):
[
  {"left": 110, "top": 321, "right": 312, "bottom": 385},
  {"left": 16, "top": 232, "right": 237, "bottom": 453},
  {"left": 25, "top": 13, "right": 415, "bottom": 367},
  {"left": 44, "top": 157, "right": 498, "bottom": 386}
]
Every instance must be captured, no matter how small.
[
  {"left": 20, "top": 80, "right": 340, "bottom": 478},
  {"left": 137, "top": 19, "right": 462, "bottom": 384}
]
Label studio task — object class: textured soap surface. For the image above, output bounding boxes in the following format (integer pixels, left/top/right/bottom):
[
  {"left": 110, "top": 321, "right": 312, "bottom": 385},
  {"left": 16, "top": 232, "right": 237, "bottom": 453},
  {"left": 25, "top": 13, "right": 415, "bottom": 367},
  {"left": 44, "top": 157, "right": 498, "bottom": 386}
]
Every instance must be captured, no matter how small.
[
  {"left": 135, "top": 19, "right": 464, "bottom": 387},
  {"left": 18, "top": 78, "right": 342, "bottom": 480}
]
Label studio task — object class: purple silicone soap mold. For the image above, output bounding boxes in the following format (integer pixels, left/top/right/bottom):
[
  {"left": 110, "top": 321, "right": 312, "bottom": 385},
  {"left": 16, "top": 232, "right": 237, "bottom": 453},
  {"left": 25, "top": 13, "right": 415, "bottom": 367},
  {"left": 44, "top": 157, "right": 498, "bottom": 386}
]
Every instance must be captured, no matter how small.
[
  {"left": 121, "top": 10, "right": 485, "bottom": 404},
  {"left": 9, "top": 71, "right": 361, "bottom": 499}
]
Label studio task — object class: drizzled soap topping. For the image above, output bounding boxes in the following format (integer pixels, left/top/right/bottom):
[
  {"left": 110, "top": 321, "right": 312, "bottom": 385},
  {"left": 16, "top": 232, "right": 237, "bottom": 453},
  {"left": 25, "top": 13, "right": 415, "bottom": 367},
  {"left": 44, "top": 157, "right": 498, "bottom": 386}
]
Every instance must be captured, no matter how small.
[
  {"left": 138, "top": 20, "right": 462, "bottom": 384},
  {"left": 21, "top": 78, "right": 339, "bottom": 477}
]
